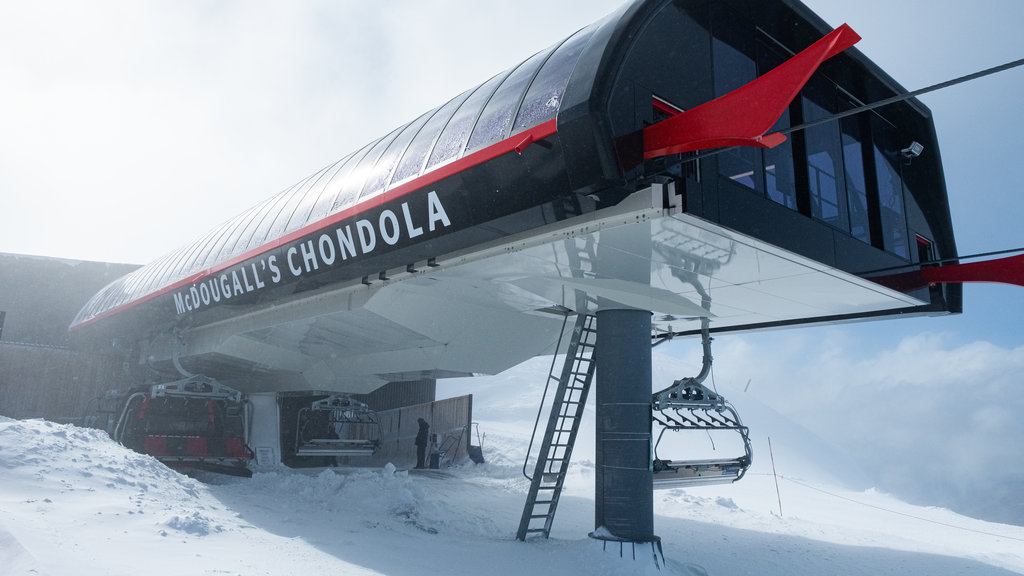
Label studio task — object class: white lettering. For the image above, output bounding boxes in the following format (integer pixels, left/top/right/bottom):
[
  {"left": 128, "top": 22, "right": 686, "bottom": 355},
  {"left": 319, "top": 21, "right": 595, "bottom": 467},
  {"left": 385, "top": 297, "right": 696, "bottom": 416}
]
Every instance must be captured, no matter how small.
[
  {"left": 251, "top": 262, "right": 266, "bottom": 289},
  {"left": 356, "top": 220, "right": 376, "bottom": 253},
  {"left": 240, "top": 267, "right": 255, "bottom": 292},
  {"left": 174, "top": 292, "right": 186, "bottom": 314},
  {"left": 220, "top": 275, "right": 232, "bottom": 299},
  {"left": 402, "top": 202, "right": 423, "bottom": 238},
  {"left": 318, "top": 234, "right": 336, "bottom": 266},
  {"left": 427, "top": 190, "right": 451, "bottom": 231},
  {"left": 337, "top": 226, "right": 356, "bottom": 260},
  {"left": 379, "top": 210, "right": 400, "bottom": 245},
  {"left": 299, "top": 240, "right": 319, "bottom": 273},
  {"left": 287, "top": 247, "right": 302, "bottom": 277},
  {"left": 199, "top": 283, "right": 211, "bottom": 306},
  {"left": 268, "top": 255, "right": 281, "bottom": 283},
  {"left": 232, "top": 270, "right": 245, "bottom": 296},
  {"left": 210, "top": 278, "right": 221, "bottom": 302}
]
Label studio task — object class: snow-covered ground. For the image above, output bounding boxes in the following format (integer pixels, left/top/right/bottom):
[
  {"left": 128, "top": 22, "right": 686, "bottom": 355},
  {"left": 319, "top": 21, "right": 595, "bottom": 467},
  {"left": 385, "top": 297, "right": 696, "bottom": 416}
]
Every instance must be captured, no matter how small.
[{"left": 3, "top": 356, "right": 1023, "bottom": 575}]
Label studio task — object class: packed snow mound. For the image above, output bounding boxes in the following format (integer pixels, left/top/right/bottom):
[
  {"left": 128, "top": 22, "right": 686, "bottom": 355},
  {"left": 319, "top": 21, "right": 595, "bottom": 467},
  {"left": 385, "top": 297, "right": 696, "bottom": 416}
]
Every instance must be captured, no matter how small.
[
  {"left": 3, "top": 416, "right": 1024, "bottom": 575},
  {"left": 1, "top": 417, "right": 201, "bottom": 495}
]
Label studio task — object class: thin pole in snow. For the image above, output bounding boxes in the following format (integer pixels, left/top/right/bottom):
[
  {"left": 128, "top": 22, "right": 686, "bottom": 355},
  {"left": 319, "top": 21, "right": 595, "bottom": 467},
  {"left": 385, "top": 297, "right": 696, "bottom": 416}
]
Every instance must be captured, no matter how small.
[{"left": 768, "top": 436, "right": 783, "bottom": 518}]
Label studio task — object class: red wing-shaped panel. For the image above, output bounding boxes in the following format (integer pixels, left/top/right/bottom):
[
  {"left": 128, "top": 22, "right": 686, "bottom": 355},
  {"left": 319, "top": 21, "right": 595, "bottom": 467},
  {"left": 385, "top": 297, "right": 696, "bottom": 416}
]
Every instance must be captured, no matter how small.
[
  {"left": 643, "top": 24, "right": 862, "bottom": 158},
  {"left": 873, "top": 254, "right": 1024, "bottom": 292}
]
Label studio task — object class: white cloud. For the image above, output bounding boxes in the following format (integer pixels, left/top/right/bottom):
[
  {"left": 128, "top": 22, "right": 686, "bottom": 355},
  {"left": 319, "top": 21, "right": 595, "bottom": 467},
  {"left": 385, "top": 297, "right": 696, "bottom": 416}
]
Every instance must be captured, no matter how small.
[{"left": 678, "top": 328, "right": 1024, "bottom": 524}]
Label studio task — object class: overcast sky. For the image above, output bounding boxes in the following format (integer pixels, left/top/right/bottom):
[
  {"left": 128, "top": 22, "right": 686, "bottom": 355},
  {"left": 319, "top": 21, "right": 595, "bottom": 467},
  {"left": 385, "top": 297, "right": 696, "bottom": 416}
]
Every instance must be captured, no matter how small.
[{"left": 2, "top": 1, "right": 1023, "bottom": 523}]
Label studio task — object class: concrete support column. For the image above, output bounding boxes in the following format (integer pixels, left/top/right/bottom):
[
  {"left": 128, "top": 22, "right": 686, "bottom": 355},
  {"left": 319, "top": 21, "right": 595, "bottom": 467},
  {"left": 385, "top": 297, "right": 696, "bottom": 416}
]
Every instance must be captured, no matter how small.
[{"left": 593, "top": 307, "right": 654, "bottom": 542}]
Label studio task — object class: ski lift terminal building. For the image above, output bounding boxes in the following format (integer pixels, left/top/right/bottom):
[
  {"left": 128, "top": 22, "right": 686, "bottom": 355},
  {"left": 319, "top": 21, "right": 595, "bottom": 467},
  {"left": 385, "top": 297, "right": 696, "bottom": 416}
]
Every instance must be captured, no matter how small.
[{"left": 7, "top": 0, "right": 968, "bottom": 559}]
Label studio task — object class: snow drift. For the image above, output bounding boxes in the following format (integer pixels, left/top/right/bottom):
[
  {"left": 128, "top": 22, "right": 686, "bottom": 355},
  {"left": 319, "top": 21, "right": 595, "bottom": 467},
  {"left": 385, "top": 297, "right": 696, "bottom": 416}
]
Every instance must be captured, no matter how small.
[{"left": 3, "top": 402, "right": 1023, "bottom": 575}]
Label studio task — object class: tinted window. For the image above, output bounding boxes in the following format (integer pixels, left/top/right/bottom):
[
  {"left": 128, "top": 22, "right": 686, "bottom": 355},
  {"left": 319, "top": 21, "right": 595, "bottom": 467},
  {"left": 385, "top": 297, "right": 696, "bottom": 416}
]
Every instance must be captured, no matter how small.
[
  {"left": 764, "top": 108, "right": 797, "bottom": 209},
  {"left": 758, "top": 43, "right": 796, "bottom": 209},
  {"left": 841, "top": 109, "right": 871, "bottom": 243},
  {"left": 803, "top": 90, "right": 849, "bottom": 231},
  {"left": 875, "top": 144, "right": 908, "bottom": 258},
  {"left": 712, "top": 11, "right": 760, "bottom": 191},
  {"left": 872, "top": 116, "right": 908, "bottom": 258}
]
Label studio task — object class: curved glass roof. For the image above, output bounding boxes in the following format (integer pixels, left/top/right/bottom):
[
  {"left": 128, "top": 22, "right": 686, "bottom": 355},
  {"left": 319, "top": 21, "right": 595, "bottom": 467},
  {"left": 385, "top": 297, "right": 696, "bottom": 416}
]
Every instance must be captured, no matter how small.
[{"left": 73, "top": 24, "right": 597, "bottom": 329}]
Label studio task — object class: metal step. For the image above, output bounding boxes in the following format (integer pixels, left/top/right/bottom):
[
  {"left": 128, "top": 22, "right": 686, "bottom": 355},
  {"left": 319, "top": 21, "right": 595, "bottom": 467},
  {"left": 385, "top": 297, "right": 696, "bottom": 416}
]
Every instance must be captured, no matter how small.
[{"left": 516, "top": 313, "right": 597, "bottom": 541}]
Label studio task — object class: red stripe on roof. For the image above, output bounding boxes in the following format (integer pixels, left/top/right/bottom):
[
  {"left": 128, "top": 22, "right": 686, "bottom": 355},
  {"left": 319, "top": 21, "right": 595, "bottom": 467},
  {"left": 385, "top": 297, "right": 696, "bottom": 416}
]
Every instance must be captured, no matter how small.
[{"left": 71, "top": 119, "right": 559, "bottom": 332}]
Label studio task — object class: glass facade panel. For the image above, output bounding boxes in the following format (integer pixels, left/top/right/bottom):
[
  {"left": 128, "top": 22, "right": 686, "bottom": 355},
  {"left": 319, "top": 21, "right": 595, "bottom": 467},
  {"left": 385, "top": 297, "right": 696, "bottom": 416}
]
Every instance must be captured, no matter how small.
[
  {"left": 871, "top": 115, "right": 909, "bottom": 258},
  {"left": 512, "top": 26, "right": 594, "bottom": 133},
  {"left": 426, "top": 71, "right": 510, "bottom": 169},
  {"left": 840, "top": 114, "right": 871, "bottom": 243},
  {"left": 757, "top": 42, "right": 796, "bottom": 209},
  {"left": 390, "top": 91, "right": 472, "bottom": 185},
  {"left": 764, "top": 109, "right": 797, "bottom": 209},
  {"left": 466, "top": 48, "right": 551, "bottom": 153},
  {"left": 875, "top": 143, "right": 908, "bottom": 258},
  {"left": 713, "top": 23, "right": 760, "bottom": 191},
  {"left": 803, "top": 95, "right": 849, "bottom": 231}
]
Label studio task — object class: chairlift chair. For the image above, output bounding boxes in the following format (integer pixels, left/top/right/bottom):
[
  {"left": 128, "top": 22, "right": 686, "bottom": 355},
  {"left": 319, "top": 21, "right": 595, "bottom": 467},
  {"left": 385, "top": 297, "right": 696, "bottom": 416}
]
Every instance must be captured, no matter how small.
[
  {"left": 651, "top": 378, "right": 752, "bottom": 487},
  {"left": 294, "top": 395, "right": 383, "bottom": 458}
]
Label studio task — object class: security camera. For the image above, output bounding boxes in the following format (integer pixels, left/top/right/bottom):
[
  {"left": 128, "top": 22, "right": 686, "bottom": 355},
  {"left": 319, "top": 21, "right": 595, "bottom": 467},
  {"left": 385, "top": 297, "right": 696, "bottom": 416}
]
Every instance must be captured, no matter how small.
[{"left": 901, "top": 141, "right": 924, "bottom": 159}]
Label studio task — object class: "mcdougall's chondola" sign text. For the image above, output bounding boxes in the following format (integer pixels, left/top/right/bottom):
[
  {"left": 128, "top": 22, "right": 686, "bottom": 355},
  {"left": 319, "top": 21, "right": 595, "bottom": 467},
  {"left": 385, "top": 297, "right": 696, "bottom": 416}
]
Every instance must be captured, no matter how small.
[{"left": 173, "top": 191, "right": 451, "bottom": 316}]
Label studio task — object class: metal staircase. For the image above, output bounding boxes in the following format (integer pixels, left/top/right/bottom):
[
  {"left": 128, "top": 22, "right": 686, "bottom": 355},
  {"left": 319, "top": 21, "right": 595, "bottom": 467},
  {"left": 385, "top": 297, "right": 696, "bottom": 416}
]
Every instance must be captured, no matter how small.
[{"left": 516, "top": 312, "right": 597, "bottom": 540}]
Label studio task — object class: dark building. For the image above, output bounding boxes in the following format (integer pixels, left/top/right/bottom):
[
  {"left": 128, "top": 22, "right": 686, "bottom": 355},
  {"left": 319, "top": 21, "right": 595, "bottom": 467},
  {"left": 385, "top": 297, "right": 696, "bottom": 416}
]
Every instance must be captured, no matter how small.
[{"left": 0, "top": 253, "right": 140, "bottom": 420}]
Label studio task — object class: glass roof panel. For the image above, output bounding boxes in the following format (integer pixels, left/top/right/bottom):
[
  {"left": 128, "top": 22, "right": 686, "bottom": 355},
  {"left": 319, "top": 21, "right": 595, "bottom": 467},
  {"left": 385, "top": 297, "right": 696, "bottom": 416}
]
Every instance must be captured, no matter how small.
[
  {"left": 465, "top": 48, "right": 552, "bottom": 153},
  {"left": 235, "top": 176, "right": 319, "bottom": 257},
  {"left": 426, "top": 71, "right": 510, "bottom": 169},
  {"left": 359, "top": 112, "right": 432, "bottom": 202},
  {"left": 309, "top": 143, "right": 376, "bottom": 221},
  {"left": 390, "top": 90, "right": 472, "bottom": 186},
  {"left": 265, "top": 164, "right": 333, "bottom": 244},
  {"left": 336, "top": 129, "right": 401, "bottom": 211},
  {"left": 287, "top": 155, "right": 350, "bottom": 231},
  {"left": 511, "top": 25, "right": 595, "bottom": 133}
]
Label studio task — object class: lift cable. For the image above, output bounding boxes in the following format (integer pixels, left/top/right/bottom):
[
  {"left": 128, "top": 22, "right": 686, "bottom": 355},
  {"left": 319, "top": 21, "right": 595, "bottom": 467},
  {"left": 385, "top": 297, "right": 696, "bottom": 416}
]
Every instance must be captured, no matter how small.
[
  {"left": 780, "top": 57, "right": 1024, "bottom": 138},
  {"left": 860, "top": 246, "right": 1024, "bottom": 276},
  {"left": 678, "top": 56, "right": 1024, "bottom": 165},
  {"left": 766, "top": 474, "right": 1024, "bottom": 542}
]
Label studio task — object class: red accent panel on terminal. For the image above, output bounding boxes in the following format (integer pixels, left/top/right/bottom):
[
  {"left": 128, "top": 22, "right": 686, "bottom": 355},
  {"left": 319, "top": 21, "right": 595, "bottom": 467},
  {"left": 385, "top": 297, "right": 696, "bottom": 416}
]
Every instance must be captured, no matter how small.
[{"left": 642, "top": 24, "right": 861, "bottom": 158}]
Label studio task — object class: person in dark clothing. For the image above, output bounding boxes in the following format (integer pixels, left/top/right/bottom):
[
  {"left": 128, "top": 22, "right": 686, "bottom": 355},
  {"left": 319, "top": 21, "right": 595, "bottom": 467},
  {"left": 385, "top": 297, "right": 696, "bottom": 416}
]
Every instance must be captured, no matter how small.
[{"left": 414, "top": 418, "right": 430, "bottom": 469}]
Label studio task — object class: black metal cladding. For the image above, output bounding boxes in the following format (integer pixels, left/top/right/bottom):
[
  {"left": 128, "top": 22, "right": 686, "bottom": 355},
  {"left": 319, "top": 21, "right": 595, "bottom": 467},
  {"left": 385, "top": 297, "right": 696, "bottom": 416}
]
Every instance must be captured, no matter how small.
[
  {"left": 71, "top": 22, "right": 601, "bottom": 330},
  {"left": 72, "top": 0, "right": 960, "bottom": 332}
]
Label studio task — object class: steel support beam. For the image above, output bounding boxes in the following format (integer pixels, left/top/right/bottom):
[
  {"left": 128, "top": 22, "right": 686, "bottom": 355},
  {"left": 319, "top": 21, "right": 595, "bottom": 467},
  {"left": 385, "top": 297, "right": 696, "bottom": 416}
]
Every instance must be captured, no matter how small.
[{"left": 593, "top": 307, "right": 655, "bottom": 542}]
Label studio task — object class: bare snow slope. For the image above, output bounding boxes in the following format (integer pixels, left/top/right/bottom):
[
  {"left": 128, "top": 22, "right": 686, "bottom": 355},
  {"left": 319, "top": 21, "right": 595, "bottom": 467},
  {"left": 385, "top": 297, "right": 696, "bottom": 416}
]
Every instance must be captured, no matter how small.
[{"left": 2, "top": 413, "right": 1023, "bottom": 576}]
